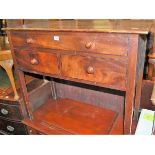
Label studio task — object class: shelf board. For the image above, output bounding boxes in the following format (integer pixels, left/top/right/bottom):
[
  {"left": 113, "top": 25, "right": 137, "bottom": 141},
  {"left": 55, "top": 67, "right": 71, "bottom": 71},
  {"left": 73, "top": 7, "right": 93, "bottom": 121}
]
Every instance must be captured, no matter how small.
[{"left": 23, "top": 98, "right": 118, "bottom": 135}]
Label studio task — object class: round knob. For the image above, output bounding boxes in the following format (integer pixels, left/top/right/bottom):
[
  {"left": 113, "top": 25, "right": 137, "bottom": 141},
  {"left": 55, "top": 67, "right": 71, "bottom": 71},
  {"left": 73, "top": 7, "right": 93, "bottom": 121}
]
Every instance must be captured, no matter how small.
[
  {"left": 26, "top": 38, "right": 34, "bottom": 44},
  {"left": 30, "top": 58, "right": 38, "bottom": 65},
  {"left": 85, "top": 42, "right": 92, "bottom": 49},
  {"left": 1, "top": 108, "right": 9, "bottom": 115},
  {"left": 7, "top": 126, "right": 14, "bottom": 132},
  {"left": 86, "top": 66, "right": 95, "bottom": 74}
]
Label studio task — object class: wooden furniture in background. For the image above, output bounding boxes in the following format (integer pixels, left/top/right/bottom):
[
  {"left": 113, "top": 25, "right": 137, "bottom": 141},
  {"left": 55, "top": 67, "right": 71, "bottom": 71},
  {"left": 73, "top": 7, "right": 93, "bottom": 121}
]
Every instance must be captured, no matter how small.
[
  {"left": 147, "top": 21, "right": 155, "bottom": 81},
  {"left": 0, "top": 78, "right": 51, "bottom": 135},
  {"left": 140, "top": 80, "right": 155, "bottom": 110},
  {"left": 5, "top": 19, "right": 151, "bottom": 135},
  {"left": 0, "top": 50, "right": 19, "bottom": 100}
]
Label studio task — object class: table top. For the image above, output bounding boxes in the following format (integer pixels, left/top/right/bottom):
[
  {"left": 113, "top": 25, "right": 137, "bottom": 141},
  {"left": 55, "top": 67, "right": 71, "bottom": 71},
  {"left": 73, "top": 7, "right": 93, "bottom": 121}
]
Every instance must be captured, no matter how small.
[{"left": 4, "top": 19, "right": 155, "bottom": 34}]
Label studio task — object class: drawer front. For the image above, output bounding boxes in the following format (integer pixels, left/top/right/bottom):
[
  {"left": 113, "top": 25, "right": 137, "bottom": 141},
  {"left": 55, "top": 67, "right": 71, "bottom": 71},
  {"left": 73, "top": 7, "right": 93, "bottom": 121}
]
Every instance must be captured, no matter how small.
[
  {"left": 0, "top": 119, "right": 27, "bottom": 135},
  {"left": 16, "top": 31, "right": 128, "bottom": 56},
  {"left": 0, "top": 103, "right": 22, "bottom": 120},
  {"left": 10, "top": 31, "right": 26, "bottom": 47},
  {"left": 61, "top": 55, "right": 127, "bottom": 90},
  {"left": 14, "top": 49, "right": 59, "bottom": 75}
]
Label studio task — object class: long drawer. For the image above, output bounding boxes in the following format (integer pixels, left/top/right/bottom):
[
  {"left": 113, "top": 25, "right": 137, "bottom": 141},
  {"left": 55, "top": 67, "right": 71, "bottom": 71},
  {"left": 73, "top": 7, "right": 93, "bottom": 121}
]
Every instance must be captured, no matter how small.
[
  {"left": 11, "top": 31, "right": 129, "bottom": 56},
  {"left": 61, "top": 55, "right": 127, "bottom": 90},
  {"left": 0, "top": 119, "right": 27, "bottom": 135},
  {"left": 0, "top": 102, "right": 22, "bottom": 121},
  {"left": 14, "top": 49, "right": 59, "bottom": 75}
]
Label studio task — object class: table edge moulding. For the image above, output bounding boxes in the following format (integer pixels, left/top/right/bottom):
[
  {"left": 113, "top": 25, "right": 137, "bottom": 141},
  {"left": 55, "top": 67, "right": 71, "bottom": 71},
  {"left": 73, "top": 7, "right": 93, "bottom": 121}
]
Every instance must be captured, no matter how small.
[{"left": 4, "top": 19, "right": 152, "bottom": 135}]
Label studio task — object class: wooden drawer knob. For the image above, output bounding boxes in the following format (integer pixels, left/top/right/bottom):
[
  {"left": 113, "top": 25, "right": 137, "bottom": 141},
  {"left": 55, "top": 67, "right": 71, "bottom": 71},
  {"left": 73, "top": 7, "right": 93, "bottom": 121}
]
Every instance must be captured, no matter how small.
[
  {"left": 85, "top": 42, "right": 92, "bottom": 49},
  {"left": 86, "top": 66, "right": 94, "bottom": 74},
  {"left": 7, "top": 125, "right": 14, "bottom": 132},
  {"left": 30, "top": 58, "right": 39, "bottom": 65},
  {"left": 26, "top": 38, "right": 34, "bottom": 44},
  {"left": 0, "top": 108, "right": 9, "bottom": 115}
]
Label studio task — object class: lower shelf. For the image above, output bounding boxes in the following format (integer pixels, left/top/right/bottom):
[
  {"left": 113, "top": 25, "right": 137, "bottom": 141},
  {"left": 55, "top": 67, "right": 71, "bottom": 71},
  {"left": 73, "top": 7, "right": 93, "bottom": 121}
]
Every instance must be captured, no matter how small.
[
  {"left": 23, "top": 98, "right": 118, "bottom": 135},
  {"left": 110, "top": 116, "right": 137, "bottom": 135}
]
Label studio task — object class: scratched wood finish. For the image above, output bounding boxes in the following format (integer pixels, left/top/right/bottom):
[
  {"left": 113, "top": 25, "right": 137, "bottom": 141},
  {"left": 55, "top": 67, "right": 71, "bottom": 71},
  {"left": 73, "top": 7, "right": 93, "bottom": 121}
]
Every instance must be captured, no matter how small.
[
  {"left": 4, "top": 19, "right": 154, "bottom": 34},
  {"left": 61, "top": 55, "right": 127, "bottom": 90},
  {"left": 23, "top": 98, "right": 118, "bottom": 135},
  {"left": 11, "top": 31, "right": 129, "bottom": 56},
  {"left": 14, "top": 49, "right": 59, "bottom": 75},
  {"left": 6, "top": 20, "right": 149, "bottom": 135}
]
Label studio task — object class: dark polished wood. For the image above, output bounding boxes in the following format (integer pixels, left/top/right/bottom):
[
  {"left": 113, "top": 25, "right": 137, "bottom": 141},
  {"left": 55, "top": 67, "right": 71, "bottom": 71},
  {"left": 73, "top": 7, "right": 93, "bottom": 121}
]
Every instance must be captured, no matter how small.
[
  {"left": 5, "top": 19, "right": 149, "bottom": 134},
  {"left": 24, "top": 98, "right": 118, "bottom": 135},
  {"left": 0, "top": 103, "right": 22, "bottom": 120},
  {"left": 11, "top": 31, "right": 129, "bottom": 56},
  {"left": 0, "top": 77, "right": 51, "bottom": 135},
  {"left": 0, "top": 118, "right": 27, "bottom": 135},
  {"left": 61, "top": 55, "right": 127, "bottom": 90},
  {"left": 14, "top": 49, "right": 59, "bottom": 76}
]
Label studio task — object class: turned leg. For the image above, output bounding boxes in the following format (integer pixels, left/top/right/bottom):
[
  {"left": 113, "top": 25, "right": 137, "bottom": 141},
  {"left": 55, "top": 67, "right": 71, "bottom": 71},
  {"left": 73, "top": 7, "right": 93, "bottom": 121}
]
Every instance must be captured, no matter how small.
[{"left": 0, "top": 60, "right": 19, "bottom": 100}]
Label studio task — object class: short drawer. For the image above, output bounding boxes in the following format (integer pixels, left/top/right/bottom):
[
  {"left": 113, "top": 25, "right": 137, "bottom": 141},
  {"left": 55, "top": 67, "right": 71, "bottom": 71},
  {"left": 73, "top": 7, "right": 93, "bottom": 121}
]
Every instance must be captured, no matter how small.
[
  {"left": 0, "top": 119, "right": 27, "bottom": 135},
  {"left": 61, "top": 55, "right": 127, "bottom": 90},
  {"left": 0, "top": 103, "right": 22, "bottom": 120},
  {"left": 14, "top": 49, "right": 59, "bottom": 75},
  {"left": 12, "top": 31, "right": 129, "bottom": 56}
]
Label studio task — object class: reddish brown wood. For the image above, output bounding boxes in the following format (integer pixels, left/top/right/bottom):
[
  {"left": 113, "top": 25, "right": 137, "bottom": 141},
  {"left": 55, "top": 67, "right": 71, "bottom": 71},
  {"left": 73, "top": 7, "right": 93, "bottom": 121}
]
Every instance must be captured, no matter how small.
[
  {"left": 6, "top": 20, "right": 149, "bottom": 135},
  {"left": 23, "top": 98, "right": 118, "bottom": 135},
  {"left": 134, "top": 36, "right": 147, "bottom": 120},
  {"left": 4, "top": 19, "right": 153, "bottom": 34},
  {"left": 140, "top": 80, "right": 155, "bottom": 110},
  {"left": 0, "top": 118, "right": 27, "bottom": 135},
  {"left": 55, "top": 79, "right": 124, "bottom": 115},
  {"left": 27, "top": 126, "right": 41, "bottom": 135},
  {"left": 9, "top": 31, "right": 26, "bottom": 47},
  {"left": 10, "top": 31, "right": 129, "bottom": 56},
  {"left": 14, "top": 49, "right": 59, "bottom": 75},
  {"left": 61, "top": 55, "right": 127, "bottom": 90},
  {"left": 110, "top": 116, "right": 137, "bottom": 135},
  {"left": 124, "top": 34, "right": 139, "bottom": 134},
  {"left": 148, "top": 63, "right": 154, "bottom": 80},
  {"left": 148, "top": 32, "right": 155, "bottom": 81},
  {"left": 134, "top": 71, "right": 144, "bottom": 120}
]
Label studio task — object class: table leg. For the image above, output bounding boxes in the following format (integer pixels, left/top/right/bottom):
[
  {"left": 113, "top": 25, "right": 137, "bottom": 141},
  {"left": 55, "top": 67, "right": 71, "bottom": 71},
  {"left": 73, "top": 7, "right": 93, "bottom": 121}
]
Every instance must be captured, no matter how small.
[
  {"left": 134, "top": 71, "right": 144, "bottom": 121},
  {"left": 0, "top": 61, "right": 19, "bottom": 100}
]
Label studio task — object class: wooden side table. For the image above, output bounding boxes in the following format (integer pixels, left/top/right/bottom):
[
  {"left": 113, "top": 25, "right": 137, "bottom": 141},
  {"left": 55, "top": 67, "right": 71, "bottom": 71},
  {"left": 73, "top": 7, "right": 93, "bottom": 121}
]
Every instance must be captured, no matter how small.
[
  {"left": 5, "top": 19, "right": 149, "bottom": 134},
  {"left": 0, "top": 50, "right": 19, "bottom": 100}
]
